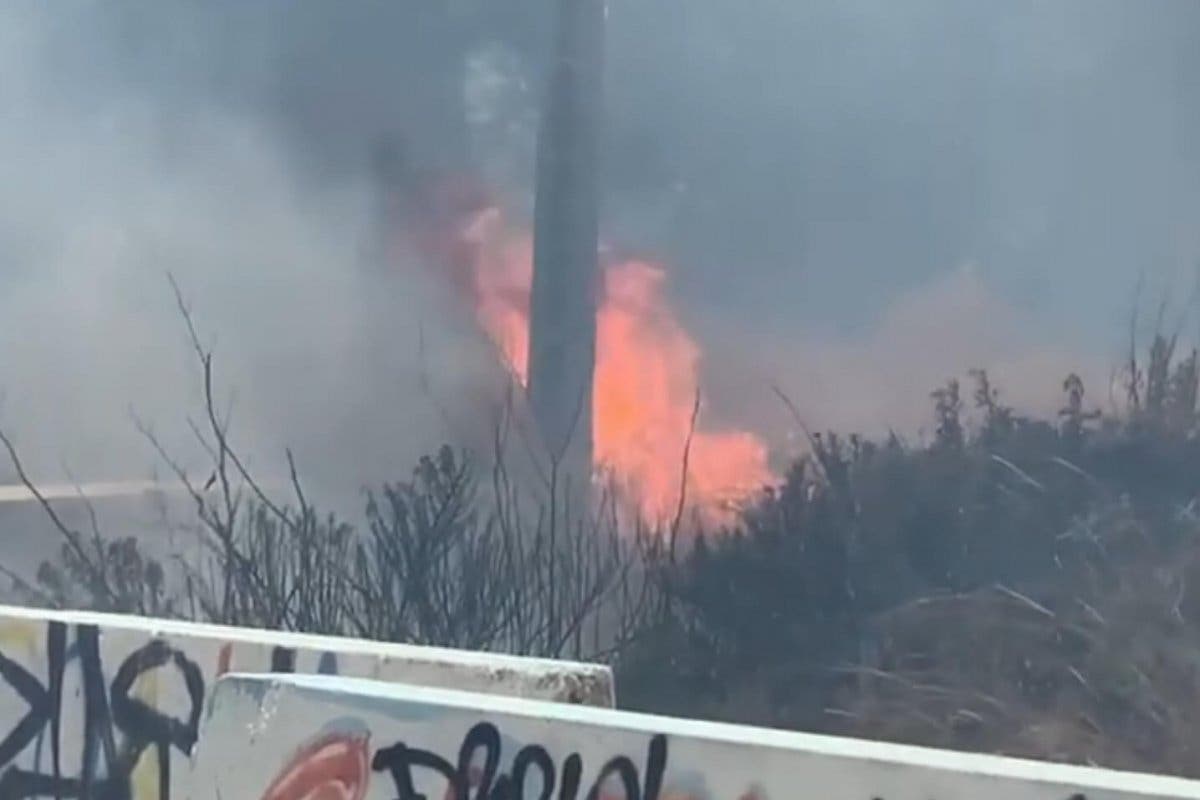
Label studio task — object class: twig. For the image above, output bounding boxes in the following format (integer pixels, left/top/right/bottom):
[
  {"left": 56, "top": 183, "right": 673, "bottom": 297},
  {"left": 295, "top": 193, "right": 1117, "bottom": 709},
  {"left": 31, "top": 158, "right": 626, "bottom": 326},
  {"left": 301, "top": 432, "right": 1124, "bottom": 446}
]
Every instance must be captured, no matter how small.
[
  {"left": 992, "top": 583, "right": 1055, "bottom": 618},
  {"left": 771, "top": 383, "right": 827, "bottom": 483},
  {"left": 669, "top": 389, "right": 700, "bottom": 560},
  {"left": 990, "top": 454, "right": 1045, "bottom": 492}
]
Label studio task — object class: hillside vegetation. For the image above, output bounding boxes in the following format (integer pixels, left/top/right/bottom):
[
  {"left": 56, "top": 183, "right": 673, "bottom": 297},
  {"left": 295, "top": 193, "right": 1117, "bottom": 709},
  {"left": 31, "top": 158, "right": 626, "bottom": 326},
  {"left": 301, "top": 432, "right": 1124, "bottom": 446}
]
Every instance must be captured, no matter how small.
[{"left": 8, "top": 320, "right": 1200, "bottom": 777}]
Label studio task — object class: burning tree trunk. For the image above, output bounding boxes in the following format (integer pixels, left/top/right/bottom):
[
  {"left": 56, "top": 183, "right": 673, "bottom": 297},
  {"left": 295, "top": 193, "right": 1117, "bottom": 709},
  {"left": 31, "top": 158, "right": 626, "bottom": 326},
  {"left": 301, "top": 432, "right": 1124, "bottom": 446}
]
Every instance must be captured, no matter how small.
[{"left": 527, "top": 0, "right": 605, "bottom": 485}]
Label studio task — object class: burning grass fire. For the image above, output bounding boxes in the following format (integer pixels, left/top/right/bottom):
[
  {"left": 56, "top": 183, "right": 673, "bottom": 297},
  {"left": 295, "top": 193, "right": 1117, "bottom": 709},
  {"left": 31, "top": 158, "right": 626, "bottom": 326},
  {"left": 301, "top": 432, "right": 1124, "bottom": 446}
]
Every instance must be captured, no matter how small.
[{"left": 404, "top": 176, "right": 775, "bottom": 526}]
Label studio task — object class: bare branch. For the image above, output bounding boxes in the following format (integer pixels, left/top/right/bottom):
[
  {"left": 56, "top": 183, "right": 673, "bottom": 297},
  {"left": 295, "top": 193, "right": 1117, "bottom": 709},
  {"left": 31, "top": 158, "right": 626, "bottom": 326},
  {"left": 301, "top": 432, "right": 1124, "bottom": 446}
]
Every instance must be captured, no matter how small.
[{"left": 0, "top": 427, "right": 117, "bottom": 606}]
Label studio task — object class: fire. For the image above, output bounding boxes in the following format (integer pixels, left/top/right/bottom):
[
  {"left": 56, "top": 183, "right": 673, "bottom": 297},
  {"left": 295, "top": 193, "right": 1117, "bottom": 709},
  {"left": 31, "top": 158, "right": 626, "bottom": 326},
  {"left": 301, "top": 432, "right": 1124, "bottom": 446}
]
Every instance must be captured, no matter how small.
[
  {"left": 463, "top": 206, "right": 532, "bottom": 379},
  {"left": 460, "top": 203, "right": 774, "bottom": 525},
  {"left": 593, "top": 259, "right": 773, "bottom": 522}
]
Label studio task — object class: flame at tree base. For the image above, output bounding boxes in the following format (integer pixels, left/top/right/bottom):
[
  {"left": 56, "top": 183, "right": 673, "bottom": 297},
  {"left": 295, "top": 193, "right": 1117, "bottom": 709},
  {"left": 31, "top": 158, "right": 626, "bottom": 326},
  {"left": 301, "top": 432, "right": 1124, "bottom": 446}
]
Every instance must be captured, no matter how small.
[{"left": 462, "top": 205, "right": 775, "bottom": 527}]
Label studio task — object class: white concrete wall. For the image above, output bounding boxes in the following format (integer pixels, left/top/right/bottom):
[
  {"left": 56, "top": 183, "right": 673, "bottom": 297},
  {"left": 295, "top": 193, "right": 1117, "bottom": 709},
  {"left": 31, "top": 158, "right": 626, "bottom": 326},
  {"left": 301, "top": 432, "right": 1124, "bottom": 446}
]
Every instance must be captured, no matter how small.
[
  {"left": 195, "top": 673, "right": 1200, "bottom": 800},
  {"left": 0, "top": 605, "right": 612, "bottom": 800}
]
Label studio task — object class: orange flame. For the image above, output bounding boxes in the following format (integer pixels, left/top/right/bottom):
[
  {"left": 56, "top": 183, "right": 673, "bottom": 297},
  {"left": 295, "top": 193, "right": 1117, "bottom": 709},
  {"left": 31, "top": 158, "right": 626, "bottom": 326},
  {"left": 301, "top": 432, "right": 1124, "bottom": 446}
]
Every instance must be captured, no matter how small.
[{"left": 462, "top": 206, "right": 774, "bottom": 525}]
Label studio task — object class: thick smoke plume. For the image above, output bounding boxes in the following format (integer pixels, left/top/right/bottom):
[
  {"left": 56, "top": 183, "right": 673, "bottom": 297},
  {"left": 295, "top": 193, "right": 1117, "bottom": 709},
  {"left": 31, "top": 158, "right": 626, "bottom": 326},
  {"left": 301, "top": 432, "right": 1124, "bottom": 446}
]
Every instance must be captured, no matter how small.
[{"left": 1, "top": 1, "right": 1198, "bottom": 513}]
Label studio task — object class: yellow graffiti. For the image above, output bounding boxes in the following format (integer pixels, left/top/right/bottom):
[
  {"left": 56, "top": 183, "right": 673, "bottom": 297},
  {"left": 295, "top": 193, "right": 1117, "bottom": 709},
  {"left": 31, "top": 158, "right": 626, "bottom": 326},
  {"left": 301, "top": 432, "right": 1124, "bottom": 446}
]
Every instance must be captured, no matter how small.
[
  {"left": 0, "top": 620, "right": 41, "bottom": 659},
  {"left": 129, "top": 667, "right": 161, "bottom": 800}
]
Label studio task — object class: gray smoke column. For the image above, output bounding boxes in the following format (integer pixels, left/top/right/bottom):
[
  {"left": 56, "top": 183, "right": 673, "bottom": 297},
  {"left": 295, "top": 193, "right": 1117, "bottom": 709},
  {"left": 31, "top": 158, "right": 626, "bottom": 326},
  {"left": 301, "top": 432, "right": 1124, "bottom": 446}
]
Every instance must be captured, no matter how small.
[{"left": 527, "top": 0, "right": 605, "bottom": 480}]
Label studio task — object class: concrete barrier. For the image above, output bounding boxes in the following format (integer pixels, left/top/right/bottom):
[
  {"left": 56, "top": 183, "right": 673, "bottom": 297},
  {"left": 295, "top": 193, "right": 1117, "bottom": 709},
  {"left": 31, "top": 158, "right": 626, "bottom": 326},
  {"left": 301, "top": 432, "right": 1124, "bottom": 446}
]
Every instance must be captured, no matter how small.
[
  {"left": 0, "top": 605, "right": 612, "bottom": 799},
  {"left": 194, "top": 672, "right": 1200, "bottom": 800}
]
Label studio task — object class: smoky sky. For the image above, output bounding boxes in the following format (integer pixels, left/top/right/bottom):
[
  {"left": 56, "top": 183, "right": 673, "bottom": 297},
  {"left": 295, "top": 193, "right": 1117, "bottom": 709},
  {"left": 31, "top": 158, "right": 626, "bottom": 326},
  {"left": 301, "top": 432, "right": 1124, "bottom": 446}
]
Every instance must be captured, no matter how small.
[
  {"left": 34, "top": 0, "right": 1200, "bottom": 326},
  {"left": 609, "top": 0, "right": 1200, "bottom": 337},
  {"left": 1, "top": 1, "right": 1198, "bottom": 493}
]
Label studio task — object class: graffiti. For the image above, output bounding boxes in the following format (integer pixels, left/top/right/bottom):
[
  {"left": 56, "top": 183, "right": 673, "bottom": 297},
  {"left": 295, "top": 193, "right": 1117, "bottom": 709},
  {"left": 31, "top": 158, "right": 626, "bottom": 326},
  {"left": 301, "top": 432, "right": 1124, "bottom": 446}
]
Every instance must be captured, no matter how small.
[
  {"left": 218, "top": 645, "right": 337, "bottom": 678},
  {"left": 271, "top": 647, "right": 297, "bottom": 674},
  {"left": 260, "top": 721, "right": 371, "bottom": 800},
  {"left": 0, "top": 610, "right": 610, "bottom": 800},
  {"left": 372, "top": 721, "right": 668, "bottom": 800},
  {"left": 0, "top": 621, "right": 204, "bottom": 800},
  {"left": 317, "top": 652, "right": 339, "bottom": 676},
  {"left": 216, "top": 643, "right": 232, "bottom": 677}
]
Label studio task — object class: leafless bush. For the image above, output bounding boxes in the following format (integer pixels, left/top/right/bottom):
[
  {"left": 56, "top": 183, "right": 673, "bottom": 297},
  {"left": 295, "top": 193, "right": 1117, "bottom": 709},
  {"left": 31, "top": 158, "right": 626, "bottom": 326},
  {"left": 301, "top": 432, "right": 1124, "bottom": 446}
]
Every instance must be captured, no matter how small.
[
  {"left": 1, "top": 274, "right": 667, "bottom": 664},
  {"left": 0, "top": 431, "right": 174, "bottom": 617}
]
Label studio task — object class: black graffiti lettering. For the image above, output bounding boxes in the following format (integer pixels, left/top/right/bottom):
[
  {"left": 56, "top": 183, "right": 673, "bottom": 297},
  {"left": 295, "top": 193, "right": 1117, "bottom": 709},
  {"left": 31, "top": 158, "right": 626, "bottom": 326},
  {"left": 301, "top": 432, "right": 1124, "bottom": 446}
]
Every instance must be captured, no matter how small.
[
  {"left": 457, "top": 722, "right": 501, "bottom": 799},
  {"left": 0, "top": 623, "right": 205, "bottom": 800},
  {"left": 45, "top": 621, "right": 65, "bottom": 799},
  {"left": 639, "top": 736, "right": 665, "bottom": 800},
  {"left": 373, "top": 740, "right": 459, "bottom": 800},
  {"left": 510, "top": 745, "right": 554, "bottom": 800},
  {"left": 317, "top": 652, "right": 338, "bottom": 676},
  {"left": 0, "top": 768, "right": 127, "bottom": 800},
  {"left": 0, "top": 642, "right": 51, "bottom": 768},
  {"left": 109, "top": 636, "right": 206, "bottom": 800},
  {"left": 80, "top": 624, "right": 119, "bottom": 796},
  {"left": 557, "top": 754, "right": 581, "bottom": 800},
  {"left": 269, "top": 647, "right": 296, "bottom": 674},
  {"left": 374, "top": 724, "right": 667, "bottom": 800},
  {"left": 110, "top": 639, "right": 205, "bottom": 756}
]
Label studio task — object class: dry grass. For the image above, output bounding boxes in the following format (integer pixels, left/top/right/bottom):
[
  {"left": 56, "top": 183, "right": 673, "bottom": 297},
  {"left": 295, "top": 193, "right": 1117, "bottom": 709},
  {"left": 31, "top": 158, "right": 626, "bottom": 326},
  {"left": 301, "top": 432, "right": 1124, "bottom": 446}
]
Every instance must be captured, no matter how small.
[{"left": 826, "top": 534, "right": 1200, "bottom": 776}]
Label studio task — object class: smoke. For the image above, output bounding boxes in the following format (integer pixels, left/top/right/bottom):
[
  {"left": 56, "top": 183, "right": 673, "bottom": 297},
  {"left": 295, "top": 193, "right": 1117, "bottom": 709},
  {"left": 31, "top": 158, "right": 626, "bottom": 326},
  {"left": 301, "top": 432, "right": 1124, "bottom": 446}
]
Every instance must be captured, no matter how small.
[
  {"left": 1, "top": 1, "right": 1197, "bottom": 511},
  {"left": 606, "top": 0, "right": 1200, "bottom": 341},
  {"left": 703, "top": 266, "right": 1111, "bottom": 455},
  {"left": 0, "top": 3, "right": 495, "bottom": 508}
]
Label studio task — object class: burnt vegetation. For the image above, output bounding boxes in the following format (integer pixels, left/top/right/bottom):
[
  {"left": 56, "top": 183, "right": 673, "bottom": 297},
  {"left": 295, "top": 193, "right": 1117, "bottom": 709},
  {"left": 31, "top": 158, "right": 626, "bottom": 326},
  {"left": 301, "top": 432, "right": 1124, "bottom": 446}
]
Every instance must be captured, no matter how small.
[{"left": 8, "top": 294, "right": 1200, "bottom": 778}]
